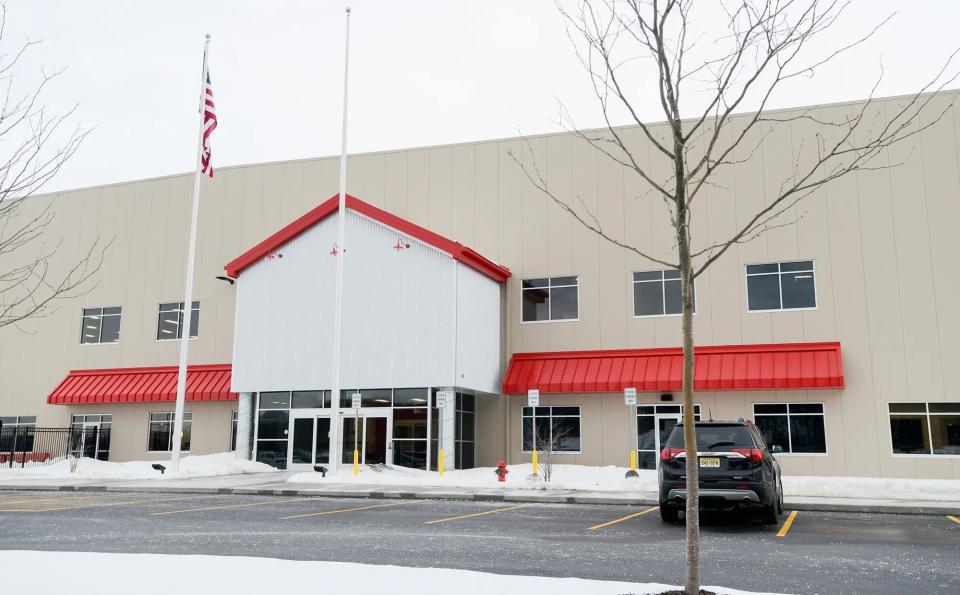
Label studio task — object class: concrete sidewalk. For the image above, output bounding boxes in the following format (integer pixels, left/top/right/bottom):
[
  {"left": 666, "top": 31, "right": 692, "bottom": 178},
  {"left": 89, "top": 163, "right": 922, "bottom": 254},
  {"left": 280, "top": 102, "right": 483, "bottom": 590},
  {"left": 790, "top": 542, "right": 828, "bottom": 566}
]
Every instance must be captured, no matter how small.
[{"left": 0, "top": 471, "right": 957, "bottom": 515}]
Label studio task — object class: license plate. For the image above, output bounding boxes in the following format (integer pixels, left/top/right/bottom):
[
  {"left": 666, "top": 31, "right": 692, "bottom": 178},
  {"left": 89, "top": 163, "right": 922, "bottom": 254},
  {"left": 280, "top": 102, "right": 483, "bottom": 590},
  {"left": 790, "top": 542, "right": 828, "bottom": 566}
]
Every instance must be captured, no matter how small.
[{"left": 699, "top": 457, "right": 720, "bottom": 468}]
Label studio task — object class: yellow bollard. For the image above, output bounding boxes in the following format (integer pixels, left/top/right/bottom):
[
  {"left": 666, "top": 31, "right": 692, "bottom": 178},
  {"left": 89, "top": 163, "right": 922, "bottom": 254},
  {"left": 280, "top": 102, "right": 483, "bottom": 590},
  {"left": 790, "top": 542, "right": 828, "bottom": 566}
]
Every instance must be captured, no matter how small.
[
  {"left": 353, "top": 449, "right": 359, "bottom": 476},
  {"left": 630, "top": 450, "right": 638, "bottom": 471},
  {"left": 531, "top": 449, "right": 539, "bottom": 475},
  {"left": 438, "top": 449, "right": 445, "bottom": 477}
]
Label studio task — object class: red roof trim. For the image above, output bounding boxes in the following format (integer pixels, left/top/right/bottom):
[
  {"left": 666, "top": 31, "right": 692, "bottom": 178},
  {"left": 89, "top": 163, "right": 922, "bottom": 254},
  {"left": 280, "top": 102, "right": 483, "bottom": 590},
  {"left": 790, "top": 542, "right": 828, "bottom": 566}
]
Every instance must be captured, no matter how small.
[
  {"left": 502, "top": 342, "right": 844, "bottom": 394},
  {"left": 47, "top": 364, "right": 235, "bottom": 405},
  {"left": 224, "top": 194, "right": 511, "bottom": 283}
]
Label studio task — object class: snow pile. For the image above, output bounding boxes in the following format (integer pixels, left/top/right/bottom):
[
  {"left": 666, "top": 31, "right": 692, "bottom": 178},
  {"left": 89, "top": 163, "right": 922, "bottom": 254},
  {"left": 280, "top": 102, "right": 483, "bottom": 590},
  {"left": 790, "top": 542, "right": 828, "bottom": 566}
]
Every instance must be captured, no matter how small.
[
  {"left": 0, "top": 551, "right": 788, "bottom": 595},
  {"left": 783, "top": 475, "right": 960, "bottom": 502},
  {"left": 0, "top": 452, "right": 276, "bottom": 480},
  {"left": 288, "top": 463, "right": 658, "bottom": 492}
]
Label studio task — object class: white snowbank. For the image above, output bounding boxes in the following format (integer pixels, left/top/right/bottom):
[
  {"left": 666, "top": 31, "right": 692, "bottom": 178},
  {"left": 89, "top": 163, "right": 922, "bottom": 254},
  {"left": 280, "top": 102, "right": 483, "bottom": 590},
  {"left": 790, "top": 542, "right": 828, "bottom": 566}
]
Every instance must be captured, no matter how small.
[
  {"left": 289, "top": 463, "right": 960, "bottom": 501},
  {"left": 288, "top": 463, "right": 660, "bottom": 492},
  {"left": 0, "top": 452, "right": 276, "bottom": 480},
  {"left": 0, "top": 551, "right": 787, "bottom": 595},
  {"left": 782, "top": 475, "right": 960, "bottom": 502}
]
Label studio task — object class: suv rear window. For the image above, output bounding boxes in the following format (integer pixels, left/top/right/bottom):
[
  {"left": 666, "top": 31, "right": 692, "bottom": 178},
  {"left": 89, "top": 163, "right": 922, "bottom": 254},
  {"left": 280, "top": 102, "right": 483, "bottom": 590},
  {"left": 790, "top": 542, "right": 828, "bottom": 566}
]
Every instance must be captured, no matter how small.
[{"left": 665, "top": 424, "right": 756, "bottom": 449}]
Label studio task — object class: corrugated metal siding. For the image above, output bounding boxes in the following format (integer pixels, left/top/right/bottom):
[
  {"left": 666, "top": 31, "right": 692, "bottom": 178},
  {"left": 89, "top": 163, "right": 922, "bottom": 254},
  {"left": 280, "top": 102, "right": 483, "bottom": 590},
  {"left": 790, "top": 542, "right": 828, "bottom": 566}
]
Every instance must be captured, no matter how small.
[
  {"left": 231, "top": 211, "right": 463, "bottom": 392},
  {"left": 455, "top": 263, "right": 502, "bottom": 394},
  {"left": 340, "top": 211, "right": 457, "bottom": 388},
  {"left": 232, "top": 218, "right": 337, "bottom": 392}
]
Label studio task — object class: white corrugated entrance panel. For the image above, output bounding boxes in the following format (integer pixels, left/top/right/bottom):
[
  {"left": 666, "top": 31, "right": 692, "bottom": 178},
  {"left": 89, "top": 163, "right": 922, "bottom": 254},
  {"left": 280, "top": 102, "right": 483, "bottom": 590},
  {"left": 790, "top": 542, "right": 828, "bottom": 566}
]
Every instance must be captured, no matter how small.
[{"left": 231, "top": 210, "right": 501, "bottom": 394}]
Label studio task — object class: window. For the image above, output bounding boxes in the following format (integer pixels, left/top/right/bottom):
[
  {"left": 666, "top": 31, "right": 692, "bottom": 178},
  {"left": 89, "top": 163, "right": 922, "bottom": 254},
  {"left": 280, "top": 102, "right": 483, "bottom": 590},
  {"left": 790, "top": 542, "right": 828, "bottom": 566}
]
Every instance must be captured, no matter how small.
[
  {"left": 147, "top": 412, "right": 191, "bottom": 452},
  {"left": 80, "top": 307, "right": 122, "bottom": 344},
  {"left": 231, "top": 410, "right": 238, "bottom": 451},
  {"left": 157, "top": 302, "right": 199, "bottom": 340},
  {"left": 746, "top": 261, "right": 816, "bottom": 311},
  {"left": 889, "top": 402, "right": 960, "bottom": 456},
  {"left": 522, "top": 276, "right": 578, "bottom": 322},
  {"left": 0, "top": 416, "right": 37, "bottom": 453},
  {"left": 256, "top": 392, "right": 290, "bottom": 469},
  {"left": 339, "top": 388, "right": 391, "bottom": 408},
  {"left": 522, "top": 406, "right": 581, "bottom": 453},
  {"left": 633, "top": 270, "right": 694, "bottom": 317},
  {"left": 455, "top": 393, "right": 475, "bottom": 469},
  {"left": 393, "top": 388, "right": 429, "bottom": 471},
  {"left": 753, "top": 403, "right": 826, "bottom": 453},
  {"left": 70, "top": 414, "right": 112, "bottom": 460}
]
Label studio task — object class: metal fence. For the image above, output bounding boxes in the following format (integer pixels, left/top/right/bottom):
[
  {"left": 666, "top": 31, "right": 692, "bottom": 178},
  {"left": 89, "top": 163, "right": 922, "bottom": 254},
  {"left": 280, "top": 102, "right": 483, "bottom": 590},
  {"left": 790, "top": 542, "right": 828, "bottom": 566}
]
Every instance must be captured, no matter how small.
[{"left": 0, "top": 424, "right": 111, "bottom": 469}]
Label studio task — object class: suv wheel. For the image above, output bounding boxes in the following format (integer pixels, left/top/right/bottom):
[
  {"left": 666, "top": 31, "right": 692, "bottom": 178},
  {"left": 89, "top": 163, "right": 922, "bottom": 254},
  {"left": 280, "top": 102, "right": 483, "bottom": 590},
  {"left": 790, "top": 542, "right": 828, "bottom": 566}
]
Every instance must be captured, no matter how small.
[
  {"left": 762, "top": 492, "right": 780, "bottom": 525},
  {"left": 776, "top": 482, "right": 784, "bottom": 515},
  {"left": 660, "top": 504, "right": 678, "bottom": 523}
]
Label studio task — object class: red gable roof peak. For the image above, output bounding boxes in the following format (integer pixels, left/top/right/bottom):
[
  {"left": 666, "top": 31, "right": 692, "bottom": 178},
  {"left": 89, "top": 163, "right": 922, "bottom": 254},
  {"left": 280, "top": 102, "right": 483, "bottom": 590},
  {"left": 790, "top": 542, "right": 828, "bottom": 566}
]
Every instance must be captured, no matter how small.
[{"left": 224, "top": 194, "right": 511, "bottom": 283}]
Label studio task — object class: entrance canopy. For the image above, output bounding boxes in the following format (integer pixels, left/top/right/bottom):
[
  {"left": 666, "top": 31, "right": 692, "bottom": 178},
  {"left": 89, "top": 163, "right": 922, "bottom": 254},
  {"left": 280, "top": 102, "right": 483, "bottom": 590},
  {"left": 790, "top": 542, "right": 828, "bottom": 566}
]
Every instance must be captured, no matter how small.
[
  {"left": 47, "top": 364, "right": 235, "bottom": 404},
  {"left": 502, "top": 342, "right": 844, "bottom": 394}
]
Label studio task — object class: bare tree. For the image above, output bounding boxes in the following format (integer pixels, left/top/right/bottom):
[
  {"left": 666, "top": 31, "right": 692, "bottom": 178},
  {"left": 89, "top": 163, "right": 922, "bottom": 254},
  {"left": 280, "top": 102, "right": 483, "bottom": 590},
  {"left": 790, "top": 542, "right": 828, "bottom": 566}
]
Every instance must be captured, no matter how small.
[
  {"left": 513, "top": 1, "right": 958, "bottom": 593},
  {"left": 0, "top": 3, "right": 105, "bottom": 332},
  {"left": 532, "top": 422, "right": 576, "bottom": 483}
]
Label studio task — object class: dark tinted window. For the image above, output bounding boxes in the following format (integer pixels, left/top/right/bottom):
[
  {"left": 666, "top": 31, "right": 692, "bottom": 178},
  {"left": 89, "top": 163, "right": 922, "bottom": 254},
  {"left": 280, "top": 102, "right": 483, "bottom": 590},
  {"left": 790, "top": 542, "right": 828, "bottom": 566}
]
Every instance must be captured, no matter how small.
[
  {"left": 666, "top": 424, "right": 756, "bottom": 449},
  {"left": 747, "top": 274, "right": 781, "bottom": 311}
]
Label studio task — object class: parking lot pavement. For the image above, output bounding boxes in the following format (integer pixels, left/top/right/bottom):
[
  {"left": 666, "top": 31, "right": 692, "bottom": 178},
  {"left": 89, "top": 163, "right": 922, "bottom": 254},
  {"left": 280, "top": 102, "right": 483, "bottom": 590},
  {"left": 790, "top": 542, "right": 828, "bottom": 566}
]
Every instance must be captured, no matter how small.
[{"left": 0, "top": 490, "right": 957, "bottom": 594}]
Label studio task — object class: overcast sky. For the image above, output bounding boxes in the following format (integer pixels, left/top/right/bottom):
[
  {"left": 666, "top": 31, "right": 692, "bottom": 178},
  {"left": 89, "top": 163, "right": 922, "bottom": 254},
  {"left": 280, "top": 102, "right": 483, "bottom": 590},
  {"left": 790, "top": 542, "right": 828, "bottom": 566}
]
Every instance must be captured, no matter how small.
[{"left": 10, "top": 0, "right": 960, "bottom": 192}]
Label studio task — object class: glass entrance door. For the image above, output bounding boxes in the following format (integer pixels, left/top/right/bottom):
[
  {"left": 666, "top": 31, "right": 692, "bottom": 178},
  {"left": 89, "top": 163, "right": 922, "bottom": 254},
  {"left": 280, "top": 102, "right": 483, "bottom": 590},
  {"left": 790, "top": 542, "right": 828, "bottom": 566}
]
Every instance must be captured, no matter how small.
[
  {"left": 636, "top": 404, "right": 700, "bottom": 469},
  {"left": 341, "top": 412, "right": 392, "bottom": 465},
  {"left": 287, "top": 412, "right": 331, "bottom": 471}
]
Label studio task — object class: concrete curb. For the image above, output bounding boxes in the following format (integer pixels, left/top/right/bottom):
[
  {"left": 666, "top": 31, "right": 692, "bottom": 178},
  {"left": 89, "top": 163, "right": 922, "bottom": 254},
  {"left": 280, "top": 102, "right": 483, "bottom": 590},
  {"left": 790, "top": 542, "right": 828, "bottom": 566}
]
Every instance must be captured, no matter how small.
[{"left": 0, "top": 482, "right": 955, "bottom": 515}]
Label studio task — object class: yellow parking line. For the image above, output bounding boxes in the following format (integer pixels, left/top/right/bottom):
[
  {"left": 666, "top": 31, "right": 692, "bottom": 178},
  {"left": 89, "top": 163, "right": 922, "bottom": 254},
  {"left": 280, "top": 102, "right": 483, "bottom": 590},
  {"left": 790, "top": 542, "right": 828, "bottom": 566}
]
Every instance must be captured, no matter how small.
[
  {"left": 23, "top": 494, "right": 219, "bottom": 513},
  {"left": 281, "top": 499, "right": 421, "bottom": 520},
  {"left": 152, "top": 498, "right": 315, "bottom": 516},
  {"left": 588, "top": 507, "right": 658, "bottom": 530},
  {"left": 425, "top": 503, "right": 536, "bottom": 525},
  {"left": 777, "top": 510, "right": 798, "bottom": 537},
  {"left": 947, "top": 515, "right": 960, "bottom": 525}
]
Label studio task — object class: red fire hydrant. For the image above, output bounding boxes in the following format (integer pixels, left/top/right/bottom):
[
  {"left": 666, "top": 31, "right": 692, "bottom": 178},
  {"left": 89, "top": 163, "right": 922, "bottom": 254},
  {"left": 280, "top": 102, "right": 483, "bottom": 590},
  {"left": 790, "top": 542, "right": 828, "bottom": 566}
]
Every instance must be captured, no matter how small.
[{"left": 495, "top": 459, "right": 509, "bottom": 483}]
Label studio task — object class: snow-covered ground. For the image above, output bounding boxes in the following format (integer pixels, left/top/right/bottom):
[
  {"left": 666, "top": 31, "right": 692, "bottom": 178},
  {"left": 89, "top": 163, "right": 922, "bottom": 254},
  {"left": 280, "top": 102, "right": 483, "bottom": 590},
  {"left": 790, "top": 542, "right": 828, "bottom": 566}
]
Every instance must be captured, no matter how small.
[
  {"left": 288, "top": 463, "right": 960, "bottom": 502},
  {"left": 0, "top": 452, "right": 276, "bottom": 480},
  {"left": 0, "top": 551, "right": 787, "bottom": 595}
]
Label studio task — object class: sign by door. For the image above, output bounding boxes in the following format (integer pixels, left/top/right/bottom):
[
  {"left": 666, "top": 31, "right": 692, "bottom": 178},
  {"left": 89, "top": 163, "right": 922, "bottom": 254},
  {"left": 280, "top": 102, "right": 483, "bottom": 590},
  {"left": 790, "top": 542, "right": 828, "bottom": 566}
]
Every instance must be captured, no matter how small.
[
  {"left": 351, "top": 392, "right": 362, "bottom": 409},
  {"left": 435, "top": 390, "right": 453, "bottom": 409},
  {"left": 527, "top": 389, "right": 540, "bottom": 407},
  {"left": 624, "top": 387, "right": 637, "bottom": 406}
]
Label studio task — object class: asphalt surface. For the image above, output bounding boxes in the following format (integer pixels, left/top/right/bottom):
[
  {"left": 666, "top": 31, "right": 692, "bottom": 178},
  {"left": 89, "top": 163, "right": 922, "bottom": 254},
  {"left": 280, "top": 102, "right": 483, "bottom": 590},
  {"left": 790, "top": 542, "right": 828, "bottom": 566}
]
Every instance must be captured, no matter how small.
[{"left": 0, "top": 490, "right": 957, "bottom": 594}]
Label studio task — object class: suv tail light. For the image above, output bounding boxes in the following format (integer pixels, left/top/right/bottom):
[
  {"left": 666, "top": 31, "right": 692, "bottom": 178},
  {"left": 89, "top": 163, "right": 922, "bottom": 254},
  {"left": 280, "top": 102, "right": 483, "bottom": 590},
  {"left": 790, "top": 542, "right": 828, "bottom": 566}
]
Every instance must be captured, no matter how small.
[
  {"left": 731, "top": 448, "right": 763, "bottom": 462},
  {"left": 660, "top": 448, "right": 684, "bottom": 461}
]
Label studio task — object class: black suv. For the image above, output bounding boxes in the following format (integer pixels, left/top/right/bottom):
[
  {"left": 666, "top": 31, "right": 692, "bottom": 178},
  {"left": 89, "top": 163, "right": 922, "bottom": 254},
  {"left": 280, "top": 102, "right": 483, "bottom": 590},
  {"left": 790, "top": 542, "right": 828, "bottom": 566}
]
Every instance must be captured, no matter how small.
[{"left": 658, "top": 420, "right": 783, "bottom": 524}]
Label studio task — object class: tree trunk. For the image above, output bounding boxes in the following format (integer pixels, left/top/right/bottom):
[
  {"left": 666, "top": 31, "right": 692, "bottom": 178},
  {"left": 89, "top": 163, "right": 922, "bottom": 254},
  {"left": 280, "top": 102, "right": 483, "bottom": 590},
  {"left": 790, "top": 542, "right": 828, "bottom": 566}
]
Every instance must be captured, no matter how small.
[{"left": 678, "top": 200, "right": 699, "bottom": 594}]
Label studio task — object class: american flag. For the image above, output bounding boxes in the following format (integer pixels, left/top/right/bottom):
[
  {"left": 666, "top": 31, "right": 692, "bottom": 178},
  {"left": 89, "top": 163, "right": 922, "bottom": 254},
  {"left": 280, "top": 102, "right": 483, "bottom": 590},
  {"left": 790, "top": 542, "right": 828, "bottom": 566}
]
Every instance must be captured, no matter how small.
[{"left": 200, "top": 71, "right": 218, "bottom": 177}]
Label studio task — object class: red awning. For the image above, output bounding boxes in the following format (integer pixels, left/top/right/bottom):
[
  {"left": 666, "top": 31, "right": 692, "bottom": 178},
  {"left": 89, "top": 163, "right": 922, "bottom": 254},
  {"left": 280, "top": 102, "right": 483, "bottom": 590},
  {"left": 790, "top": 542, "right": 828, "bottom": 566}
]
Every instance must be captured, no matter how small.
[
  {"left": 47, "top": 364, "right": 235, "bottom": 405},
  {"left": 502, "top": 342, "right": 843, "bottom": 394}
]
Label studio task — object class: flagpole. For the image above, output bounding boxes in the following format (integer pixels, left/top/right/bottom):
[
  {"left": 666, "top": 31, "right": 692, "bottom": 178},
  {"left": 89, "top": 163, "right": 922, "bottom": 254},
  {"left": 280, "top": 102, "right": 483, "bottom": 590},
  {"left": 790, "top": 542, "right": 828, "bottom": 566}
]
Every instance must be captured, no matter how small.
[
  {"left": 329, "top": 7, "right": 352, "bottom": 476},
  {"left": 171, "top": 33, "right": 211, "bottom": 473}
]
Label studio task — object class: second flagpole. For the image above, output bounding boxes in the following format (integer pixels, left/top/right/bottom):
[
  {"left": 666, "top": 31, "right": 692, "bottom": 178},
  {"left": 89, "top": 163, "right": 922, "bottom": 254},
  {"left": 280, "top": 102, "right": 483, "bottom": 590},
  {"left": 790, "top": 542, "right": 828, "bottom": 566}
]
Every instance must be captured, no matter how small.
[
  {"left": 170, "top": 33, "right": 211, "bottom": 473},
  {"left": 329, "top": 7, "right": 352, "bottom": 475}
]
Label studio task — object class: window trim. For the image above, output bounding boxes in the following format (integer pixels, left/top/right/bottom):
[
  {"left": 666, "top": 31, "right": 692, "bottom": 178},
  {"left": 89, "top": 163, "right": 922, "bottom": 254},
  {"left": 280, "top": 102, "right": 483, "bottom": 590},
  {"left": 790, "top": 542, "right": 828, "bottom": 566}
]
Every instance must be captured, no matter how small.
[
  {"left": 752, "top": 402, "right": 829, "bottom": 456},
  {"left": 520, "top": 405, "right": 582, "bottom": 454},
  {"left": 631, "top": 269, "right": 698, "bottom": 319},
  {"left": 888, "top": 402, "right": 960, "bottom": 458},
  {"left": 520, "top": 276, "right": 580, "bottom": 324},
  {"left": 744, "top": 260, "right": 818, "bottom": 314},
  {"left": 146, "top": 411, "right": 192, "bottom": 453},
  {"left": 78, "top": 306, "right": 123, "bottom": 345},
  {"left": 156, "top": 301, "right": 200, "bottom": 342}
]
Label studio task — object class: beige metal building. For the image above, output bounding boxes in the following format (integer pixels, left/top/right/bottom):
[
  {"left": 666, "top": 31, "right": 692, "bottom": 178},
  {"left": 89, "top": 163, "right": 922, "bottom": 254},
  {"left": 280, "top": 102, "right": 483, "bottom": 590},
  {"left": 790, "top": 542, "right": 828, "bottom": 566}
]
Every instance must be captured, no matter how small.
[{"left": 1, "top": 90, "right": 958, "bottom": 479}]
